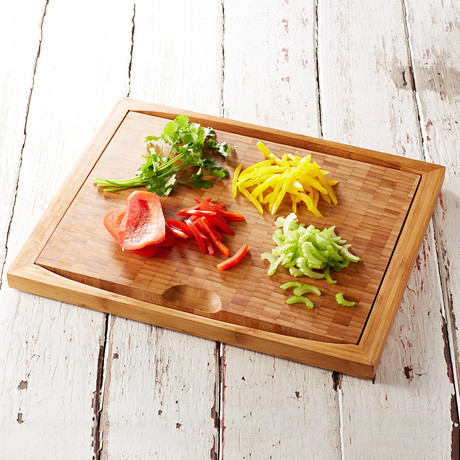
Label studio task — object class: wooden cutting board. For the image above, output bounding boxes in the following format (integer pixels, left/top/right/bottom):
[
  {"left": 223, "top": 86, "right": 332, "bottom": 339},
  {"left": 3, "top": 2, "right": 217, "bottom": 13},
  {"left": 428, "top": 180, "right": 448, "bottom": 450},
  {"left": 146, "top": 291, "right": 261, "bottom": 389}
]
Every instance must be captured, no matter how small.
[{"left": 8, "top": 98, "right": 444, "bottom": 378}]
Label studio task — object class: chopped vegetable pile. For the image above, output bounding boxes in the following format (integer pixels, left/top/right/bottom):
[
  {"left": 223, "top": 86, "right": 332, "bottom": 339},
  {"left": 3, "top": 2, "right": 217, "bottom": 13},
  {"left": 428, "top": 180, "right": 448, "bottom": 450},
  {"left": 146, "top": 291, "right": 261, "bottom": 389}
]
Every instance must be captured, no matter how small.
[
  {"left": 103, "top": 191, "right": 248, "bottom": 270},
  {"left": 261, "top": 213, "right": 361, "bottom": 308},
  {"left": 261, "top": 213, "right": 361, "bottom": 281},
  {"left": 94, "top": 115, "right": 234, "bottom": 196},
  {"left": 233, "top": 141, "right": 338, "bottom": 216}
]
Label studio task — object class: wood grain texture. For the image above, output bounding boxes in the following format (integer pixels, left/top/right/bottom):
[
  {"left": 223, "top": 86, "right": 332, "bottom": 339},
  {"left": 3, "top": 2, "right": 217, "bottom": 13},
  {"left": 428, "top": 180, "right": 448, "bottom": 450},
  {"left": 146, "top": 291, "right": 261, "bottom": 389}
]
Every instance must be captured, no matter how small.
[
  {"left": 318, "top": 0, "right": 456, "bottom": 457},
  {"left": 0, "top": 0, "right": 133, "bottom": 457}
]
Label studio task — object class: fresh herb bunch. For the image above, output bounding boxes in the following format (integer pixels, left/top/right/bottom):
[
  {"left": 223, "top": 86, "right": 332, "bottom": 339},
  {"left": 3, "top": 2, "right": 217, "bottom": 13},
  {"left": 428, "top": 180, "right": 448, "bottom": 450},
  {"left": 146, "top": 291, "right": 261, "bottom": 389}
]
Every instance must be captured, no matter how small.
[{"left": 94, "top": 114, "right": 234, "bottom": 196}]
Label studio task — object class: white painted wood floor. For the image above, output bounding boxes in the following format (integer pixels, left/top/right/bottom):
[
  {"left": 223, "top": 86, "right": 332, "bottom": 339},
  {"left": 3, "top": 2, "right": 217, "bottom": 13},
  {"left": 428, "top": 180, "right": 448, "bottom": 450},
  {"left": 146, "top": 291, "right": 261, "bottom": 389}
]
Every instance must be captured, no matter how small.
[{"left": 1, "top": 1, "right": 459, "bottom": 458}]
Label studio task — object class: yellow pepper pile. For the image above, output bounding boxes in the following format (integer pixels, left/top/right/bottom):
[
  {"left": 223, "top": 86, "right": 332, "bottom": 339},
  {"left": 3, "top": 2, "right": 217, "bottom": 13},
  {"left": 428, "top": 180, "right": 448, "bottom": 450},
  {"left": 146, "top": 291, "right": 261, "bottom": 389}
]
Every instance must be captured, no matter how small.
[{"left": 232, "top": 141, "right": 338, "bottom": 216}]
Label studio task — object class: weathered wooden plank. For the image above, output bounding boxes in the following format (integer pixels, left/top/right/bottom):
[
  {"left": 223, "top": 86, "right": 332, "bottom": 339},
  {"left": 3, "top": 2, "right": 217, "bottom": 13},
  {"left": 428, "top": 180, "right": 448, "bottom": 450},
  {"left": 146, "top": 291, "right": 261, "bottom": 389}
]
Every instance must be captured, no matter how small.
[
  {"left": 0, "top": 0, "right": 134, "bottom": 457},
  {"left": 318, "top": 0, "right": 455, "bottom": 457},
  {"left": 0, "top": 0, "right": 46, "bottom": 280},
  {"left": 221, "top": 1, "right": 341, "bottom": 458},
  {"left": 98, "top": 1, "right": 224, "bottom": 458},
  {"left": 405, "top": 0, "right": 460, "bottom": 411}
]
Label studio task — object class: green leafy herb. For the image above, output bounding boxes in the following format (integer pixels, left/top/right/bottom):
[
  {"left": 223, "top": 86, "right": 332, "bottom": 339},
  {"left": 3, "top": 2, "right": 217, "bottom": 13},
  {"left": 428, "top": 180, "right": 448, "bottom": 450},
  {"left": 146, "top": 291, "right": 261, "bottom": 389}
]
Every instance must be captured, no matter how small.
[{"left": 94, "top": 115, "right": 235, "bottom": 196}]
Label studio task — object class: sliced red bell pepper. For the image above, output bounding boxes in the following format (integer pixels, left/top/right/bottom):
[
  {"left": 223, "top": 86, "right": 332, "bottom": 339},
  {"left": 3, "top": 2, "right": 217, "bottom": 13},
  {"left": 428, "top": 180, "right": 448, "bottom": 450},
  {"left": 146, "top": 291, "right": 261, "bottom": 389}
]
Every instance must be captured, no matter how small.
[
  {"left": 104, "top": 205, "right": 161, "bottom": 257},
  {"left": 217, "top": 243, "right": 249, "bottom": 271},
  {"left": 176, "top": 204, "right": 200, "bottom": 216},
  {"left": 205, "top": 215, "right": 234, "bottom": 235},
  {"left": 213, "top": 209, "right": 246, "bottom": 222},
  {"left": 165, "top": 220, "right": 190, "bottom": 239},
  {"left": 186, "top": 219, "right": 207, "bottom": 254},
  {"left": 194, "top": 198, "right": 245, "bottom": 222},
  {"left": 194, "top": 218, "right": 216, "bottom": 255},
  {"left": 166, "top": 219, "right": 193, "bottom": 237},
  {"left": 103, "top": 207, "right": 126, "bottom": 243},
  {"left": 119, "top": 191, "right": 166, "bottom": 251},
  {"left": 199, "top": 217, "right": 230, "bottom": 256},
  {"left": 184, "top": 209, "right": 216, "bottom": 217}
]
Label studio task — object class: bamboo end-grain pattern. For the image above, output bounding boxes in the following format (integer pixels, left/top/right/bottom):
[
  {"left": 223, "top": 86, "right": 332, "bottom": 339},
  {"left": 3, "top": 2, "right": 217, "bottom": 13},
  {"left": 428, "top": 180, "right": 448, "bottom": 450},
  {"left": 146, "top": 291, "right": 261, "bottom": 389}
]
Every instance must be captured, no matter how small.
[{"left": 34, "top": 110, "right": 418, "bottom": 345}]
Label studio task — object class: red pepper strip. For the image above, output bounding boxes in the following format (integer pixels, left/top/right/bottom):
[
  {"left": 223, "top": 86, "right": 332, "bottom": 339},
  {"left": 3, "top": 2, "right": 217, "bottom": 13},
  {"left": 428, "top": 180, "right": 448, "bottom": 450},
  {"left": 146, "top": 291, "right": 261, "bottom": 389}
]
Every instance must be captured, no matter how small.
[
  {"left": 204, "top": 237, "right": 215, "bottom": 255},
  {"left": 214, "top": 210, "right": 245, "bottom": 222},
  {"left": 194, "top": 219, "right": 216, "bottom": 255},
  {"left": 186, "top": 220, "right": 207, "bottom": 254},
  {"left": 185, "top": 209, "right": 216, "bottom": 217},
  {"left": 166, "top": 219, "right": 193, "bottom": 237},
  {"left": 205, "top": 215, "right": 234, "bottom": 235},
  {"left": 199, "top": 217, "right": 230, "bottom": 257},
  {"left": 176, "top": 204, "right": 200, "bottom": 216},
  {"left": 217, "top": 243, "right": 249, "bottom": 271},
  {"left": 119, "top": 191, "right": 166, "bottom": 251},
  {"left": 196, "top": 198, "right": 245, "bottom": 222},
  {"left": 193, "top": 197, "right": 212, "bottom": 204},
  {"left": 199, "top": 216, "right": 221, "bottom": 240},
  {"left": 165, "top": 221, "right": 189, "bottom": 239}
]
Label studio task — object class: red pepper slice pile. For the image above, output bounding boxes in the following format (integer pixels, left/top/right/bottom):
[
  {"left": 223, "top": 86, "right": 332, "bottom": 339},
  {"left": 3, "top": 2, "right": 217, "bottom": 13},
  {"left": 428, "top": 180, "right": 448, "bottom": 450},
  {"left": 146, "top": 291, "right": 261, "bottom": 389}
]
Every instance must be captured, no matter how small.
[
  {"left": 177, "top": 198, "right": 246, "bottom": 259},
  {"left": 103, "top": 192, "right": 249, "bottom": 269}
]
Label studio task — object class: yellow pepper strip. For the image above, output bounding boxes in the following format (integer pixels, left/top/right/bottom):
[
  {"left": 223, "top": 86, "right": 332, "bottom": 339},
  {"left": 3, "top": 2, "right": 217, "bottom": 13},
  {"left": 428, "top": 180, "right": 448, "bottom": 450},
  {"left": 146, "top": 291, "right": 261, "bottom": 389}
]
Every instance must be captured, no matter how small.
[
  {"left": 268, "top": 173, "right": 286, "bottom": 213},
  {"left": 271, "top": 173, "right": 297, "bottom": 214},
  {"left": 320, "top": 192, "right": 332, "bottom": 204},
  {"left": 298, "top": 192, "right": 323, "bottom": 217},
  {"left": 232, "top": 163, "right": 242, "bottom": 198},
  {"left": 250, "top": 174, "right": 280, "bottom": 197},
  {"left": 317, "top": 173, "right": 338, "bottom": 205},
  {"left": 287, "top": 153, "right": 299, "bottom": 163},
  {"left": 238, "top": 185, "right": 264, "bottom": 214},
  {"left": 237, "top": 160, "right": 272, "bottom": 182},
  {"left": 256, "top": 141, "right": 283, "bottom": 165}
]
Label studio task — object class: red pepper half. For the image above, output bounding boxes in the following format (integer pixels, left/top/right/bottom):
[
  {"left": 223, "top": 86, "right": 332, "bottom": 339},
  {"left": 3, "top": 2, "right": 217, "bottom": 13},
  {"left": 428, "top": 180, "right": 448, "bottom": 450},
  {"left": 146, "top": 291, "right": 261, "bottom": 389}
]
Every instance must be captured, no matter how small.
[
  {"left": 217, "top": 243, "right": 249, "bottom": 271},
  {"left": 103, "top": 206, "right": 161, "bottom": 257},
  {"left": 119, "top": 191, "right": 166, "bottom": 251}
]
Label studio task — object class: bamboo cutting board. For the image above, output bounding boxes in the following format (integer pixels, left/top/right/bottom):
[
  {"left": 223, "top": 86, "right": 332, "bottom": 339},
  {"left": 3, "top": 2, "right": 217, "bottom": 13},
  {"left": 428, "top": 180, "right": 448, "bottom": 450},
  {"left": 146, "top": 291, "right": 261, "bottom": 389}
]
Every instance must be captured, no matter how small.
[{"left": 8, "top": 99, "right": 444, "bottom": 378}]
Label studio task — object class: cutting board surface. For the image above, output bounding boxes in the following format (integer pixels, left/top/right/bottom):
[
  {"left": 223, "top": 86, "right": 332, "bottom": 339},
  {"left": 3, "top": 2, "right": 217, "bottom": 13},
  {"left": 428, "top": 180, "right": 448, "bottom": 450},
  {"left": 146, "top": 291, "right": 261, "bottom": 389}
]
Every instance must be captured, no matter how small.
[{"left": 36, "top": 111, "right": 419, "bottom": 344}]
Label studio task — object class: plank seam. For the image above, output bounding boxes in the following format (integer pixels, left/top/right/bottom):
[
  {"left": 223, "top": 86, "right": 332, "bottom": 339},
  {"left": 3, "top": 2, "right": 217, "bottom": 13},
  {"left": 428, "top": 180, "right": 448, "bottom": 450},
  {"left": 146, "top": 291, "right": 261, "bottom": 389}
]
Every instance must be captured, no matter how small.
[
  {"left": 0, "top": 0, "right": 50, "bottom": 290},
  {"left": 93, "top": 313, "right": 110, "bottom": 459},
  {"left": 314, "top": 0, "right": 324, "bottom": 139},
  {"left": 220, "top": 0, "right": 226, "bottom": 118},
  {"left": 127, "top": 2, "right": 136, "bottom": 97},
  {"left": 317, "top": 2, "right": 344, "bottom": 456}
]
